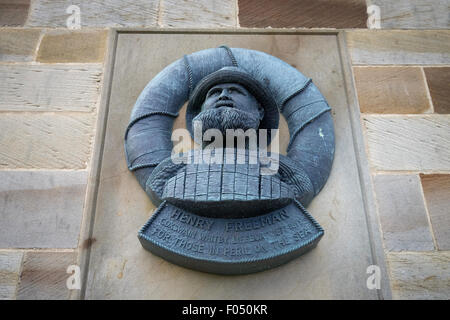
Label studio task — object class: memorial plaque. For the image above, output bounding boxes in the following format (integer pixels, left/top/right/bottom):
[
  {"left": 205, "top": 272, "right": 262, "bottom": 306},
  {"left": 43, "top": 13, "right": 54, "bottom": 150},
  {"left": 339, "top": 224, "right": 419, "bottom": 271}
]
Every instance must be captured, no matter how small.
[
  {"left": 125, "top": 45, "right": 334, "bottom": 274},
  {"left": 84, "top": 32, "right": 386, "bottom": 299}
]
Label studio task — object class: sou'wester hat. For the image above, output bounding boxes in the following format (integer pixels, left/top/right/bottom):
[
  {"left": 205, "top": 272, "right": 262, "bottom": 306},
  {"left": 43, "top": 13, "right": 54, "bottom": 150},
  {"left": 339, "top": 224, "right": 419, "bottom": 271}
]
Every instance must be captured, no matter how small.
[{"left": 185, "top": 66, "right": 280, "bottom": 140}]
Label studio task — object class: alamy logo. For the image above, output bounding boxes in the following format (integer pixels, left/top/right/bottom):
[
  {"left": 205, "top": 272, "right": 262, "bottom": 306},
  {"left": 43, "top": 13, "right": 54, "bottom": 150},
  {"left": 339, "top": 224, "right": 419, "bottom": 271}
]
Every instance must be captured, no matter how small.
[
  {"left": 367, "top": 5, "right": 381, "bottom": 29},
  {"left": 366, "top": 265, "right": 381, "bottom": 290},
  {"left": 66, "top": 265, "right": 81, "bottom": 290},
  {"left": 171, "top": 123, "right": 280, "bottom": 175},
  {"left": 66, "top": 5, "right": 81, "bottom": 29}
]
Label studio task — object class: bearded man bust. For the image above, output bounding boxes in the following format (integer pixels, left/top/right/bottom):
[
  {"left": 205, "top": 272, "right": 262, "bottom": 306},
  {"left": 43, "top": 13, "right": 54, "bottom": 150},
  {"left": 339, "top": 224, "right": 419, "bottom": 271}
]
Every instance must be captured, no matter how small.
[{"left": 146, "top": 67, "right": 315, "bottom": 219}]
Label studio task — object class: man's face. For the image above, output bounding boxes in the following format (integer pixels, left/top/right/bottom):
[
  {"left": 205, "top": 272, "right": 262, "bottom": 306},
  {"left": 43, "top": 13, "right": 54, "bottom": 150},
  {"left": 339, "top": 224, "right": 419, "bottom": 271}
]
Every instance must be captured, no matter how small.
[
  {"left": 192, "top": 83, "right": 264, "bottom": 135},
  {"left": 201, "top": 83, "right": 263, "bottom": 116}
]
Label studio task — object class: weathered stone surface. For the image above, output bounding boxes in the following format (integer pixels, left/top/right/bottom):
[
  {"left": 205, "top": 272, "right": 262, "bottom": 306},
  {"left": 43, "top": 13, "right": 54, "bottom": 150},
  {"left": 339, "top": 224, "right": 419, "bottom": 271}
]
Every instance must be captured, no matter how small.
[
  {"left": 0, "top": 113, "right": 95, "bottom": 169},
  {"left": 0, "top": 0, "right": 30, "bottom": 3},
  {"left": 347, "top": 30, "right": 450, "bottom": 65},
  {"left": 239, "top": 0, "right": 367, "bottom": 28},
  {"left": 36, "top": 29, "right": 108, "bottom": 63},
  {"left": 0, "top": 64, "right": 102, "bottom": 112},
  {"left": 0, "top": 1, "right": 29, "bottom": 26},
  {"left": 373, "top": 174, "right": 434, "bottom": 251},
  {"left": 367, "top": 0, "right": 449, "bottom": 29},
  {"left": 161, "top": 0, "right": 236, "bottom": 27},
  {"left": 0, "top": 251, "right": 23, "bottom": 300},
  {"left": 424, "top": 67, "right": 450, "bottom": 114},
  {"left": 0, "top": 171, "right": 87, "bottom": 248},
  {"left": 26, "top": 0, "right": 158, "bottom": 27},
  {"left": 0, "top": 28, "right": 42, "bottom": 62},
  {"left": 363, "top": 115, "right": 450, "bottom": 171},
  {"left": 84, "top": 33, "right": 381, "bottom": 299},
  {"left": 17, "top": 251, "right": 76, "bottom": 300},
  {"left": 0, "top": 0, "right": 29, "bottom": 3},
  {"left": 421, "top": 174, "right": 450, "bottom": 250},
  {"left": 388, "top": 252, "right": 450, "bottom": 299},
  {"left": 353, "top": 67, "right": 431, "bottom": 114}
]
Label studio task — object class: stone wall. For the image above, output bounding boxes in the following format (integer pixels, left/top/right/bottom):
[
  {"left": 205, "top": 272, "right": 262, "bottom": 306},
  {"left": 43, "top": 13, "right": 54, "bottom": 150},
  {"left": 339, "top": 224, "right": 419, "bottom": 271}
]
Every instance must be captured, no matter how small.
[{"left": 0, "top": 0, "right": 449, "bottom": 300}]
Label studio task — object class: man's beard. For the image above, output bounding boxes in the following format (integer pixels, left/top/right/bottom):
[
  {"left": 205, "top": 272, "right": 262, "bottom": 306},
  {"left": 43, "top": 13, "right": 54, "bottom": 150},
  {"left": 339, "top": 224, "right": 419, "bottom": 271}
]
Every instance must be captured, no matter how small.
[{"left": 192, "top": 107, "right": 261, "bottom": 136}]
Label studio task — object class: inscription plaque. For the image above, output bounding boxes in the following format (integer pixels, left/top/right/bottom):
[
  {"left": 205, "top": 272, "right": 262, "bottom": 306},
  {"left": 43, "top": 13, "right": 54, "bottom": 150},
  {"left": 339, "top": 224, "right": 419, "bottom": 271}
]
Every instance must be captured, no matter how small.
[{"left": 139, "top": 200, "right": 323, "bottom": 274}]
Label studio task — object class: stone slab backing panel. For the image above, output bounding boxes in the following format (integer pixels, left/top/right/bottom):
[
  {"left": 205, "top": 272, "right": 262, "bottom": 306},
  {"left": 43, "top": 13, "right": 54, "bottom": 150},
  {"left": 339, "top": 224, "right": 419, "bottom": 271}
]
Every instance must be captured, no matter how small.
[{"left": 84, "top": 32, "right": 380, "bottom": 299}]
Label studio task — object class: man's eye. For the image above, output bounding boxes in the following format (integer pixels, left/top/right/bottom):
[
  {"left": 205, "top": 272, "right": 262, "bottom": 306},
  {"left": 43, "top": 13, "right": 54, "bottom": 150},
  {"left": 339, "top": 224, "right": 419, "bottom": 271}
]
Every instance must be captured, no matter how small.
[{"left": 229, "top": 88, "right": 244, "bottom": 95}]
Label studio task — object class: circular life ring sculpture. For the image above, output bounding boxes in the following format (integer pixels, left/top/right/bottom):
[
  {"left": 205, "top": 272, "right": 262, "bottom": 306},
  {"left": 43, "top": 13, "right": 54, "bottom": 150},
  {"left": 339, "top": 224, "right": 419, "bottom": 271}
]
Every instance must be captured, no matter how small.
[{"left": 125, "top": 46, "right": 335, "bottom": 274}]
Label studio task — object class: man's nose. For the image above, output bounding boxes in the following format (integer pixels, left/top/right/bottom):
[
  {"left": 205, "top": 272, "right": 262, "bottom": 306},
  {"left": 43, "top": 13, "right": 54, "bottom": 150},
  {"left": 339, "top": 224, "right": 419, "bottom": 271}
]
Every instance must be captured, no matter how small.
[{"left": 218, "top": 89, "right": 231, "bottom": 100}]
